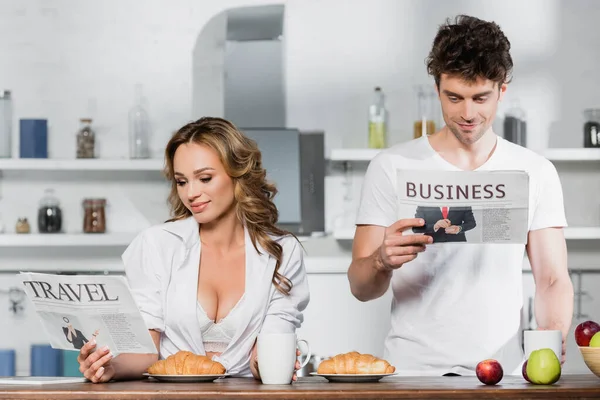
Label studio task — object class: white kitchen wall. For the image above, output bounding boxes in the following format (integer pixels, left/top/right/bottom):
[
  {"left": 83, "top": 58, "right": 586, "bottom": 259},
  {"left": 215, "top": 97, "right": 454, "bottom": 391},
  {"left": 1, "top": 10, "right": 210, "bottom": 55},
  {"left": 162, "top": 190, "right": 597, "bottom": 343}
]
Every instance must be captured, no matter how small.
[{"left": 0, "top": 0, "right": 598, "bottom": 376}]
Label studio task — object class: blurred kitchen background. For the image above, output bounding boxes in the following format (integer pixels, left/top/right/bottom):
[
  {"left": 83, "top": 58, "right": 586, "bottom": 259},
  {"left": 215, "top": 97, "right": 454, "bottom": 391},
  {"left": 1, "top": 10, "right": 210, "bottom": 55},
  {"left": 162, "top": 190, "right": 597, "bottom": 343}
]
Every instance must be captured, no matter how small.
[{"left": 0, "top": 0, "right": 599, "bottom": 377}]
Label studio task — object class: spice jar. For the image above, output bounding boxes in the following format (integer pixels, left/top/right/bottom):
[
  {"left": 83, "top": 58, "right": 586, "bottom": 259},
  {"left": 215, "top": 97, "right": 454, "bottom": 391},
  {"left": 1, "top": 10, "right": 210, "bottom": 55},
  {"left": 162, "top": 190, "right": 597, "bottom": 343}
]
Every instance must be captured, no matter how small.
[
  {"left": 76, "top": 118, "right": 95, "bottom": 158},
  {"left": 83, "top": 199, "right": 106, "bottom": 233},
  {"left": 15, "top": 218, "right": 30, "bottom": 234}
]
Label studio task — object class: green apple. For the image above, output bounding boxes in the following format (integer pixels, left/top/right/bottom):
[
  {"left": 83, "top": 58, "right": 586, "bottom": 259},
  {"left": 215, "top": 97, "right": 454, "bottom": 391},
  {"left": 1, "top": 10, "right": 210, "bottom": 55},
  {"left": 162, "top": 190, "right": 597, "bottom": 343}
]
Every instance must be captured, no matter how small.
[
  {"left": 589, "top": 332, "right": 600, "bottom": 347},
  {"left": 526, "top": 348, "right": 561, "bottom": 385}
]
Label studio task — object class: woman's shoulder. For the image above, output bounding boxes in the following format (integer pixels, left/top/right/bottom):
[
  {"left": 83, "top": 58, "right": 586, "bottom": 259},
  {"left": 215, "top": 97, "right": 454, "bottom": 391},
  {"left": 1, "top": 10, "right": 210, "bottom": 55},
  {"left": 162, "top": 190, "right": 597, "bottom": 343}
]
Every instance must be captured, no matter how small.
[
  {"left": 269, "top": 233, "right": 304, "bottom": 255},
  {"left": 270, "top": 231, "right": 296, "bottom": 243},
  {"left": 130, "top": 217, "right": 198, "bottom": 249},
  {"left": 122, "top": 218, "right": 196, "bottom": 274}
]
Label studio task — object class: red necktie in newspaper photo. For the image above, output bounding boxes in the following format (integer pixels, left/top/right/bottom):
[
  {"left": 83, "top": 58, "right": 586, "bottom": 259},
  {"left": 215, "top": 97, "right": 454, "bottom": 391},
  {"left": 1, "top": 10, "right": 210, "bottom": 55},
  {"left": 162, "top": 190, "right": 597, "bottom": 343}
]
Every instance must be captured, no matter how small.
[{"left": 441, "top": 206, "right": 449, "bottom": 219}]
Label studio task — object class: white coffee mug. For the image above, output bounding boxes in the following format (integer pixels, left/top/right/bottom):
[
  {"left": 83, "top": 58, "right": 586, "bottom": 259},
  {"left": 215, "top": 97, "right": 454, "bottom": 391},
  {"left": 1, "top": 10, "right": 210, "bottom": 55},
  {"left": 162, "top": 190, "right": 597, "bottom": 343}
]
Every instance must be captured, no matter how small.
[
  {"left": 523, "top": 329, "right": 562, "bottom": 361},
  {"left": 257, "top": 333, "right": 311, "bottom": 384}
]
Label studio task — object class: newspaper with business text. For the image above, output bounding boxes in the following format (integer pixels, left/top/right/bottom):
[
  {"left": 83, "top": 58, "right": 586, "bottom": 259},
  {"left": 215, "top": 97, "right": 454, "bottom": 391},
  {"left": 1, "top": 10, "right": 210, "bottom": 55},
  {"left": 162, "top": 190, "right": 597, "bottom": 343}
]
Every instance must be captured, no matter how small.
[
  {"left": 397, "top": 169, "right": 529, "bottom": 244},
  {"left": 18, "top": 272, "right": 157, "bottom": 355}
]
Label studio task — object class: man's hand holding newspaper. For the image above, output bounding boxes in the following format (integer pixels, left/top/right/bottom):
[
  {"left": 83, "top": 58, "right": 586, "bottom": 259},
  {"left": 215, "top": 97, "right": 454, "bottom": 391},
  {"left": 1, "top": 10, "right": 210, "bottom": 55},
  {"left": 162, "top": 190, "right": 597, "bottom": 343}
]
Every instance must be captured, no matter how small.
[{"left": 376, "top": 218, "right": 433, "bottom": 272}]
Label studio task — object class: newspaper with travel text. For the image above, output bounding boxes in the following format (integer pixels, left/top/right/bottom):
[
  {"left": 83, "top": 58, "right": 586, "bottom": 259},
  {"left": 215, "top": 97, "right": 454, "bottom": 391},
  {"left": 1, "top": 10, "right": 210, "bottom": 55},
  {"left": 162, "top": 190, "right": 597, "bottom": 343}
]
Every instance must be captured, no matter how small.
[
  {"left": 18, "top": 272, "right": 157, "bottom": 355},
  {"left": 397, "top": 170, "right": 529, "bottom": 244}
]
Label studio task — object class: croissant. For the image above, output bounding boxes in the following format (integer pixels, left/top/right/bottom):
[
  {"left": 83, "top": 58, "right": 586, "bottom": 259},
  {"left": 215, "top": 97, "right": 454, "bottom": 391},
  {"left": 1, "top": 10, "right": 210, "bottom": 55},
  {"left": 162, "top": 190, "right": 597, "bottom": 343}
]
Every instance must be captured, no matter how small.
[
  {"left": 317, "top": 351, "right": 395, "bottom": 374},
  {"left": 147, "top": 351, "right": 226, "bottom": 375}
]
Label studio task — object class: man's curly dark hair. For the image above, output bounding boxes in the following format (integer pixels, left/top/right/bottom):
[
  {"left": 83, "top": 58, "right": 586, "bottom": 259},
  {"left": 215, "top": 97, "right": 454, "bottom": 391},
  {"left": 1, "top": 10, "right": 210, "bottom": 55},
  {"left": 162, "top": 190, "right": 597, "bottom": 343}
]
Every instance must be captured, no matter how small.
[{"left": 426, "top": 15, "right": 513, "bottom": 88}]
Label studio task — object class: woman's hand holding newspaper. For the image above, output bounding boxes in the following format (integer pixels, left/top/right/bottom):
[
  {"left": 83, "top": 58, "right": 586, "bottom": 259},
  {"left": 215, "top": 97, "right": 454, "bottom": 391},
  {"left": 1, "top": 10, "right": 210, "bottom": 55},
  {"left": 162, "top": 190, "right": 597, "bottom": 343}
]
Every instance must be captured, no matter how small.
[{"left": 77, "top": 338, "right": 114, "bottom": 383}]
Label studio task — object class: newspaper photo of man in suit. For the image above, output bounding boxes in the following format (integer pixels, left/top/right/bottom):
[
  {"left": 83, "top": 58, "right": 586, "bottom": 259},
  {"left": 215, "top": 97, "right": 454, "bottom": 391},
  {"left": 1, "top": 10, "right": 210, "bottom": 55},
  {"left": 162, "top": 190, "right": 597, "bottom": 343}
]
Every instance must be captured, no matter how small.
[{"left": 413, "top": 205, "right": 476, "bottom": 242}]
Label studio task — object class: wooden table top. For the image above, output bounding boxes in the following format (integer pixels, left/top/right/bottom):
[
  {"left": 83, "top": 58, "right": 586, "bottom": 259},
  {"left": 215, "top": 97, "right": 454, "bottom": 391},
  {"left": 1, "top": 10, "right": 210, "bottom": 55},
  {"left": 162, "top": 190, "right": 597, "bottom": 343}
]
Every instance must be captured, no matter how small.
[{"left": 1, "top": 374, "right": 600, "bottom": 399}]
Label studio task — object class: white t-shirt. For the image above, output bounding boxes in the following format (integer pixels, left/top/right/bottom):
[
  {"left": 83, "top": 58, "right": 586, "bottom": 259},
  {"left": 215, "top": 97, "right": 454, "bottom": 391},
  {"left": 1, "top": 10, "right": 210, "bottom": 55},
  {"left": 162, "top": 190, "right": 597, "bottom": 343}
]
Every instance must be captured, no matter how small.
[{"left": 356, "top": 135, "right": 567, "bottom": 376}]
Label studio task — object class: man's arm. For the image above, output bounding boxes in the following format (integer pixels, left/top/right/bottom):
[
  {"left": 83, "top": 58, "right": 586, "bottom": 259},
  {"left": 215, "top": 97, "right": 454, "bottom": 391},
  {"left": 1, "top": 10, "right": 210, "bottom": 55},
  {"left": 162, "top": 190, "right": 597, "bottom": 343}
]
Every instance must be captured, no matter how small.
[
  {"left": 348, "top": 225, "right": 392, "bottom": 302},
  {"left": 527, "top": 227, "right": 573, "bottom": 363},
  {"left": 348, "top": 220, "right": 432, "bottom": 302}
]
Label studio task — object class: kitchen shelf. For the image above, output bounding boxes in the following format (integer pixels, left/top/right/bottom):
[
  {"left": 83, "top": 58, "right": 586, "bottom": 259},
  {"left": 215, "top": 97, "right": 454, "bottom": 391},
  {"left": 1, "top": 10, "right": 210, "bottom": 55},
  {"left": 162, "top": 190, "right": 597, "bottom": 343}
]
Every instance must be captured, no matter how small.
[
  {"left": 0, "top": 233, "right": 136, "bottom": 247},
  {"left": 329, "top": 148, "right": 600, "bottom": 162},
  {"left": 564, "top": 227, "right": 600, "bottom": 240},
  {"left": 329, "top": 149, "right": 381, "bottom": 162},
  {"left": 0, "top": 158, "right": 164, "bottom": 171},
  {"left": 333, "top": 228, "right": 356, "bottom": 240},
  {"left": 333, "top": 227, "right": 600, "bottom": 241},
  {"left": 542, "top": 148, "right": 600, "bottom": 161}
]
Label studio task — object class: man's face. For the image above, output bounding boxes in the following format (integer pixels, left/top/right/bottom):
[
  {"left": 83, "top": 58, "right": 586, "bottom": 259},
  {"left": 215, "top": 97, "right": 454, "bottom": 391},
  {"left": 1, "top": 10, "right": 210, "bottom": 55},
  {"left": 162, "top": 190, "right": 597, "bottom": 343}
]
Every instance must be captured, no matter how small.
[{"left": 437, "top": 74, "right": 506, "bottom": 145}]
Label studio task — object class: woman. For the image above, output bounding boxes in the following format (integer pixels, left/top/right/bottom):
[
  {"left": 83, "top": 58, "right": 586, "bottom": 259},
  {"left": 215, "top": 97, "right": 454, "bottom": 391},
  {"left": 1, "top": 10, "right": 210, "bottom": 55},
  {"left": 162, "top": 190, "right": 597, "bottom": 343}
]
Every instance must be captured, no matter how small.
[{"left": 77, "top": 117, "right": 310, "bottom": 383}]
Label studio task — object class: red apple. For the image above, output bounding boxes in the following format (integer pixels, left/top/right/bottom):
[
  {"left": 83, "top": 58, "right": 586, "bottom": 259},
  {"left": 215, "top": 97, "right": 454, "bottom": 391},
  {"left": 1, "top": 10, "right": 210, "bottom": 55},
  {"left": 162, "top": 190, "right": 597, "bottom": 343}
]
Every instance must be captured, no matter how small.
[
  {"left": 575, "top": 320, "right": 600, "bottom": 346},
  {"left": 476, "top": 359, "right": 503, "bottom": 385},
  {"left": 522, "top": 360, "right": 531, "bottom": 383}
]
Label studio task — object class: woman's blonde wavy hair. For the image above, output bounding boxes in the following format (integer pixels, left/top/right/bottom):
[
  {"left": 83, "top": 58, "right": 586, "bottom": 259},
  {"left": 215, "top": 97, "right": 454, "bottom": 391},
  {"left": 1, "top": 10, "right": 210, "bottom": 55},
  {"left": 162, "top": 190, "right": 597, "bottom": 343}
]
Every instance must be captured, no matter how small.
[{"left": 164, "top": 117, "right": 294, "bottom": 296}]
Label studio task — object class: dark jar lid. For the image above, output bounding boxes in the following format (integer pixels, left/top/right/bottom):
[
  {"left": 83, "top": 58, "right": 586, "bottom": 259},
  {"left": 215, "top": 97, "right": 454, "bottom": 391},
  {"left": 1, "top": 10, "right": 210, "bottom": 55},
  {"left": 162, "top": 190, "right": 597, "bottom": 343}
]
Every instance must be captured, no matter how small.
[{"left": 83, "top": 198, "right": 106, "bottom": 207}]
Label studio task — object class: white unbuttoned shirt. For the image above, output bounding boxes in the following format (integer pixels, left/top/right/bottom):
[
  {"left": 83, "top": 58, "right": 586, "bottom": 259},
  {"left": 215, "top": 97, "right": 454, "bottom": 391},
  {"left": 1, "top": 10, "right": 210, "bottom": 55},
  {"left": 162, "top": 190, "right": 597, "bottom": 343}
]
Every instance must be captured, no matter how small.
[{"left": 121, "top": 216, "right": 310, "bottom": 377}]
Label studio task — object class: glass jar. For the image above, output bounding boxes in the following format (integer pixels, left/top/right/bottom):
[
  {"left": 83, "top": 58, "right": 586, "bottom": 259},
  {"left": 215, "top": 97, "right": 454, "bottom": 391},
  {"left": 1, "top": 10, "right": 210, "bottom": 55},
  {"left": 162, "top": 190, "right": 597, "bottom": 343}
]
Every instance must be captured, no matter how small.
[
  {"left": 83, "top": 199, "right": 106, "bottom": 233},
  {"left": 15, "top": 218, "right": 30, "bottom": 234},
  {"left": 76, "top": 118, "right": 95, "bottom": 158},
  {"left": 38, "top": 188, "right": 63, "bottom": 233},
  {"left": 584, "top": 108, "right": 600, "bottom": 148},
  {"left": 504, "top": 100, "right": 527, "bottom": 147}
]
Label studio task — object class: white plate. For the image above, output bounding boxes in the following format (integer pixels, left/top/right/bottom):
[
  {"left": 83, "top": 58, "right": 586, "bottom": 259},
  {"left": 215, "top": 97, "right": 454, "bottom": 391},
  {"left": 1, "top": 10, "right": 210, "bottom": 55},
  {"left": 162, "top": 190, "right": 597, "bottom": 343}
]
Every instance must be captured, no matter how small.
[
  {"left": 309, "top": 372, "right": 397, "bottom": 383},
  {"left": 143, "top": 373, "right": 227, "bottom": 383}
]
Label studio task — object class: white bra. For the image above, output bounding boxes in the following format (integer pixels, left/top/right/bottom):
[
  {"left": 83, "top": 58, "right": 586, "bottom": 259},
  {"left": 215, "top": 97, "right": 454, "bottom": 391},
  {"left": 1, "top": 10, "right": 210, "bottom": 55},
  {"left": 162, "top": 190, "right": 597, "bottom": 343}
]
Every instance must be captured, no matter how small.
[{"left": 197, "top": 294, "right": 245, "bottom": 353}]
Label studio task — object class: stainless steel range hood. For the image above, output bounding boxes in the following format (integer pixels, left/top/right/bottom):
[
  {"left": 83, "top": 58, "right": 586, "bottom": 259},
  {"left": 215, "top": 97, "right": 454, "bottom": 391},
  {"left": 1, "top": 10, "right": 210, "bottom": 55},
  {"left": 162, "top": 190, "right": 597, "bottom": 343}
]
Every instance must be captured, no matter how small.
[
  {"left": 193, "top": 5, "right": 324, "bottom": 235},
  {"left": 224, "top": 5, "right": 286, "bottom": 129}
]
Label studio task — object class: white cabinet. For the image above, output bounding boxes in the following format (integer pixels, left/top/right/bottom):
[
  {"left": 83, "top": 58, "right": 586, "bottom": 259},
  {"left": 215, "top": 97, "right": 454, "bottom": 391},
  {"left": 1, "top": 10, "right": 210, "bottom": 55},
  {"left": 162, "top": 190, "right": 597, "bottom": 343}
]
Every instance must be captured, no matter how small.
[
  {"left": 297, "top": 261, "right": 392, "bottom": 359},
  {"left": 522, "top": 270, "right": 598, "bottom": 374}
]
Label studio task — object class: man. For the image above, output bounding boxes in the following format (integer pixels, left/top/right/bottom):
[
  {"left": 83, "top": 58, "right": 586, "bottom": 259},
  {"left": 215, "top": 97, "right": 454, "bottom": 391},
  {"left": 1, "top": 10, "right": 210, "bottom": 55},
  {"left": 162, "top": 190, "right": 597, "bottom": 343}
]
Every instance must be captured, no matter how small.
[
  {"left": 348, "top": 15, "right": 573, "bottom": 376},
  {"left": 413, "top": 205, "right": 476, "bottom": 243}
]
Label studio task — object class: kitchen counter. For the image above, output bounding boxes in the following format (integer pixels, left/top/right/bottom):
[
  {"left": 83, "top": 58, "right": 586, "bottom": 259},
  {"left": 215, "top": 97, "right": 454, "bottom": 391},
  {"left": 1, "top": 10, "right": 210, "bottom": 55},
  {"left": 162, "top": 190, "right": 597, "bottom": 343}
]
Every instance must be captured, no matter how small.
[{"left": 1, "top": 375, "right": 600, "bottom": 399}]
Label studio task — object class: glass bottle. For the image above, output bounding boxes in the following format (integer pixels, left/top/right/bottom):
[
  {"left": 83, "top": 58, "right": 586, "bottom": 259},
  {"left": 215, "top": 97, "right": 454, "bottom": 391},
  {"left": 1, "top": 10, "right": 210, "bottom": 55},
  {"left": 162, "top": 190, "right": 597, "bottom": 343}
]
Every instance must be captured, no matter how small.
[
  {"left": 128, "top": 84, "right": 151, "bottom": 159},
  {"left": 76, "top": 118, "right": 96, "bottom": 158},
  {"left": 0, "top": 90, "right": 12, "bottom": 158},
  {"left": 37, "top": 188, "right": 63, "bottom": 233},
  {"left": 414, "top": 85, "right": 436, "bottom": 138},
  {"left": 583, "top": 108, "right": 600, "bottom": 148},
  {"left": 368, "top": 87, "right": 387, "bottom": 149},
  {"left": 503, "top": 100, "right": 527, "bottom": 147}
]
